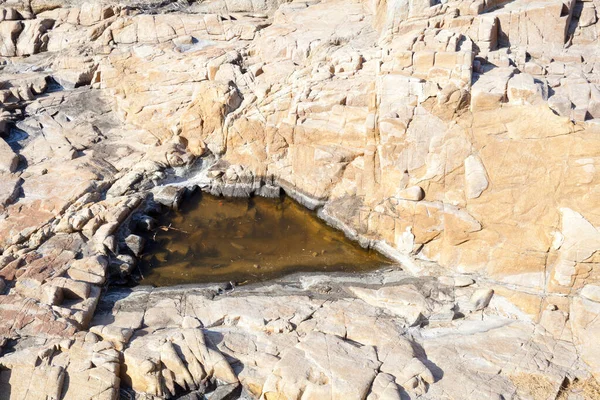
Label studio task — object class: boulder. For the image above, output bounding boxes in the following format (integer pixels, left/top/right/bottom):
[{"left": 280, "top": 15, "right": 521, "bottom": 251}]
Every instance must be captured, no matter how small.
[
  {"left": 125, "top": 234, "right": 145, "bottom": 257},
  {"left": 469, "top": 288, "right": 494, "bottom": 311},
  {"left": 0, "top": 139, "right": 18, "bottom": 173},
  {"left": 67, "top": 256, "right": 108, "bottom": 285},
  {"left": 0, "top": 20, "right": 23, "bottom": 56},
  {"left": 397, "top": 186, "right": 425, "bottom": 201},
  {"left": 152, "top": 186, "right": 184, "bottom": 209},
  {"left": 506, "top": 73, "right": 547, "bottom": 105}
]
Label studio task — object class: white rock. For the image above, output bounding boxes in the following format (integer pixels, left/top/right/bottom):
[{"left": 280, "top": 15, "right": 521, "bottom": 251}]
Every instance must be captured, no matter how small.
[
  {"left": 397, "top": 186, "right": 425, "bottom": 201},
  {"left": 579, "top": 3, "right": 597, "bottom": 27},
  {"left": 464, "top": 155, "right": 489, "bottom": 199},
  {"left": 469, "top": 289, "right": 494, "bottom": 311},
  {"left": 506, "top": 73, "right": 547, "bottom": 105},
  {"left": 581, "top": 285, "right": 600, "bottom": 303}
]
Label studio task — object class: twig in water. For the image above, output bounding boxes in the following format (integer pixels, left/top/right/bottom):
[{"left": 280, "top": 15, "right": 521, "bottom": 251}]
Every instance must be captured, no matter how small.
[{"left": 158, "top": 223, "right": 189, "bottom": 234}]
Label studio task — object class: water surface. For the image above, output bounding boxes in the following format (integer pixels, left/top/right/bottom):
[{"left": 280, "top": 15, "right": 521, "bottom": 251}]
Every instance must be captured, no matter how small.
[{"left": 139, "top": 191, "right": 392, "bottom": 286}]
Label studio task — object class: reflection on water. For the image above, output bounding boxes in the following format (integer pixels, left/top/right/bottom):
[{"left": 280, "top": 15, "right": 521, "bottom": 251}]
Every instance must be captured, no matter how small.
[{"left": 139, "top": 191, "right": 392, "bottom": 286}]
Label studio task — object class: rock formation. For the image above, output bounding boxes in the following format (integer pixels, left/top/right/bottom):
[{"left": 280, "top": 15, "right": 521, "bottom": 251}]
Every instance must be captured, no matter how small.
[{"left": 0, "top": 0, "right": 600, "bottom": 397}]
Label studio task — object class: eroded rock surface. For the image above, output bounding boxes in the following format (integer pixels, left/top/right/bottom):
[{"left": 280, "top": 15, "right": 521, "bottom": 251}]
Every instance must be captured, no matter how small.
[
  {"left": 82, "top": 273, "right": 594, "bottom": 399},
  {"left": 1, "top": 0, "right": 600, "bottom": 397}
]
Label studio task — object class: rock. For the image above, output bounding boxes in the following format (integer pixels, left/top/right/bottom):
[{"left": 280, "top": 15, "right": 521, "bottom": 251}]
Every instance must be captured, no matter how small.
[
  {"left": 548, "top": 95, "right": 572, "bottom": 117},
  {"left": 581, "top": 285, "right": 600, "bottom": 303},
  {"left": 50, "top": 277, "right": 91, "bottom": 300},
  {"left": 0, "top": 335, "right": 120, "bottom": 399},
  {"left": 125, "top": 234, "right": 145, "bottom": 257},
  {"left": 507, "top": 73, "right": 547, "bottom": 105},
  {"left": 135, "top": 215, "right": 157, "bottom": 231},
  {"left": 261, "top": 331, "right": 381, "bottom": 400},
  {"left": 571, "top": 297, "right": 600, "bottom": 379},
  {"left": 0, "top": 21, "right": 23, "bottom": 57},
  {"left": 0, "top": 174, "right": 22, "bottom": 208},
  {"left": 0, "top": 138, "right": 18, "bottom": 173},
  {"left": 550, "top": 208, "right": 600, "bottom": 289},
  {"left": 206, "top": 383, "right": 240, "bottom": 400},
  {"left": 470, "top": 69, "right": 513, "bottom": 111},
  {"left": 67, "top": 256, "right": 108, "bottom": 285},
  {"left": 123, "top": 327, "right": 237, "bottom": 397},
  {"left": 349, "top": 285, "right": 430, "bottom": 326},
  {"left": 16, "top": 19, "right": 54, "bottom": 56},
  {"left": 366, "top": 373, "right": 403, "bottom": 400},
  {"left": 397, "top": 185, "right": 425, "bottom": 201},
  {"left": 152, "top": 185, "right": 184, "bottom": 209},
  {"left": 469, "top": 289, "right": 494, "bottom": 311},
  {"left": 579, "top": 3, "right": 597, "bottom": 27},
  {"left": 38, "top": 284, "right": 63, "bottom": 305}
]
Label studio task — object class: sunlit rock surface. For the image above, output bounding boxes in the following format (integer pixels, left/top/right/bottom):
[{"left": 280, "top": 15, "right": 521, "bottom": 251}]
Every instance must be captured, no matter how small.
[{"left": 1, "top": 0, "right": 600, "bottom": 397}]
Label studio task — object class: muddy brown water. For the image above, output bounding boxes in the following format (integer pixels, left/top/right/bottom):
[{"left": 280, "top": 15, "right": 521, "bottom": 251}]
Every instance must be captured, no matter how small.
[{"left": 139, "top": 190, "right": 392, "bottom": 286}]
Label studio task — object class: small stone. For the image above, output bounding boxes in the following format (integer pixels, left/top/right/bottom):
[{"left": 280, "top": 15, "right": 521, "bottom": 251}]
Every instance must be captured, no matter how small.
[
  {"left": 103, "top": 235, "right": 117, "bottom": 254},
  {"left": 397, "top": 186, "right": 425, "bottom": 201},
  {"left": 173, "top": 35, "right": 194, "bottom": 47},
  {"left": 85, "top": 332, "right": 99, "bottom": 343},
  {"left": 152, "top": 186, "right": 185, "bottom": 209},
  {"left": 470, "top": 288, "right": 494, "bottom": 311},
  {"left": 125, "top": 234, "right": 145, "bottom": 257},
  {"left": 117, "top": 254, "right": 136, "bottom": 265},
  {"left": 135, "top": 215, "right": 157, "bottom": 231},
  {"left": 119, "top": 262, "right": 134, "bottom": 275}
]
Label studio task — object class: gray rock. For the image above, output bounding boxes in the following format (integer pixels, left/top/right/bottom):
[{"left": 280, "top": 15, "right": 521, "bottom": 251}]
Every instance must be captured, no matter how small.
[
  {"left": 134, "top": 215, "right": 157, "bottom": 231},
  {"left": 206, "top": 383, "right": 241, "bottom": 400},
  {"left": 125, "top": 234, "right": 145, "bottom": 257},
  {"left": 152, "top": 185, "right": 185, "bottom": 209}
]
